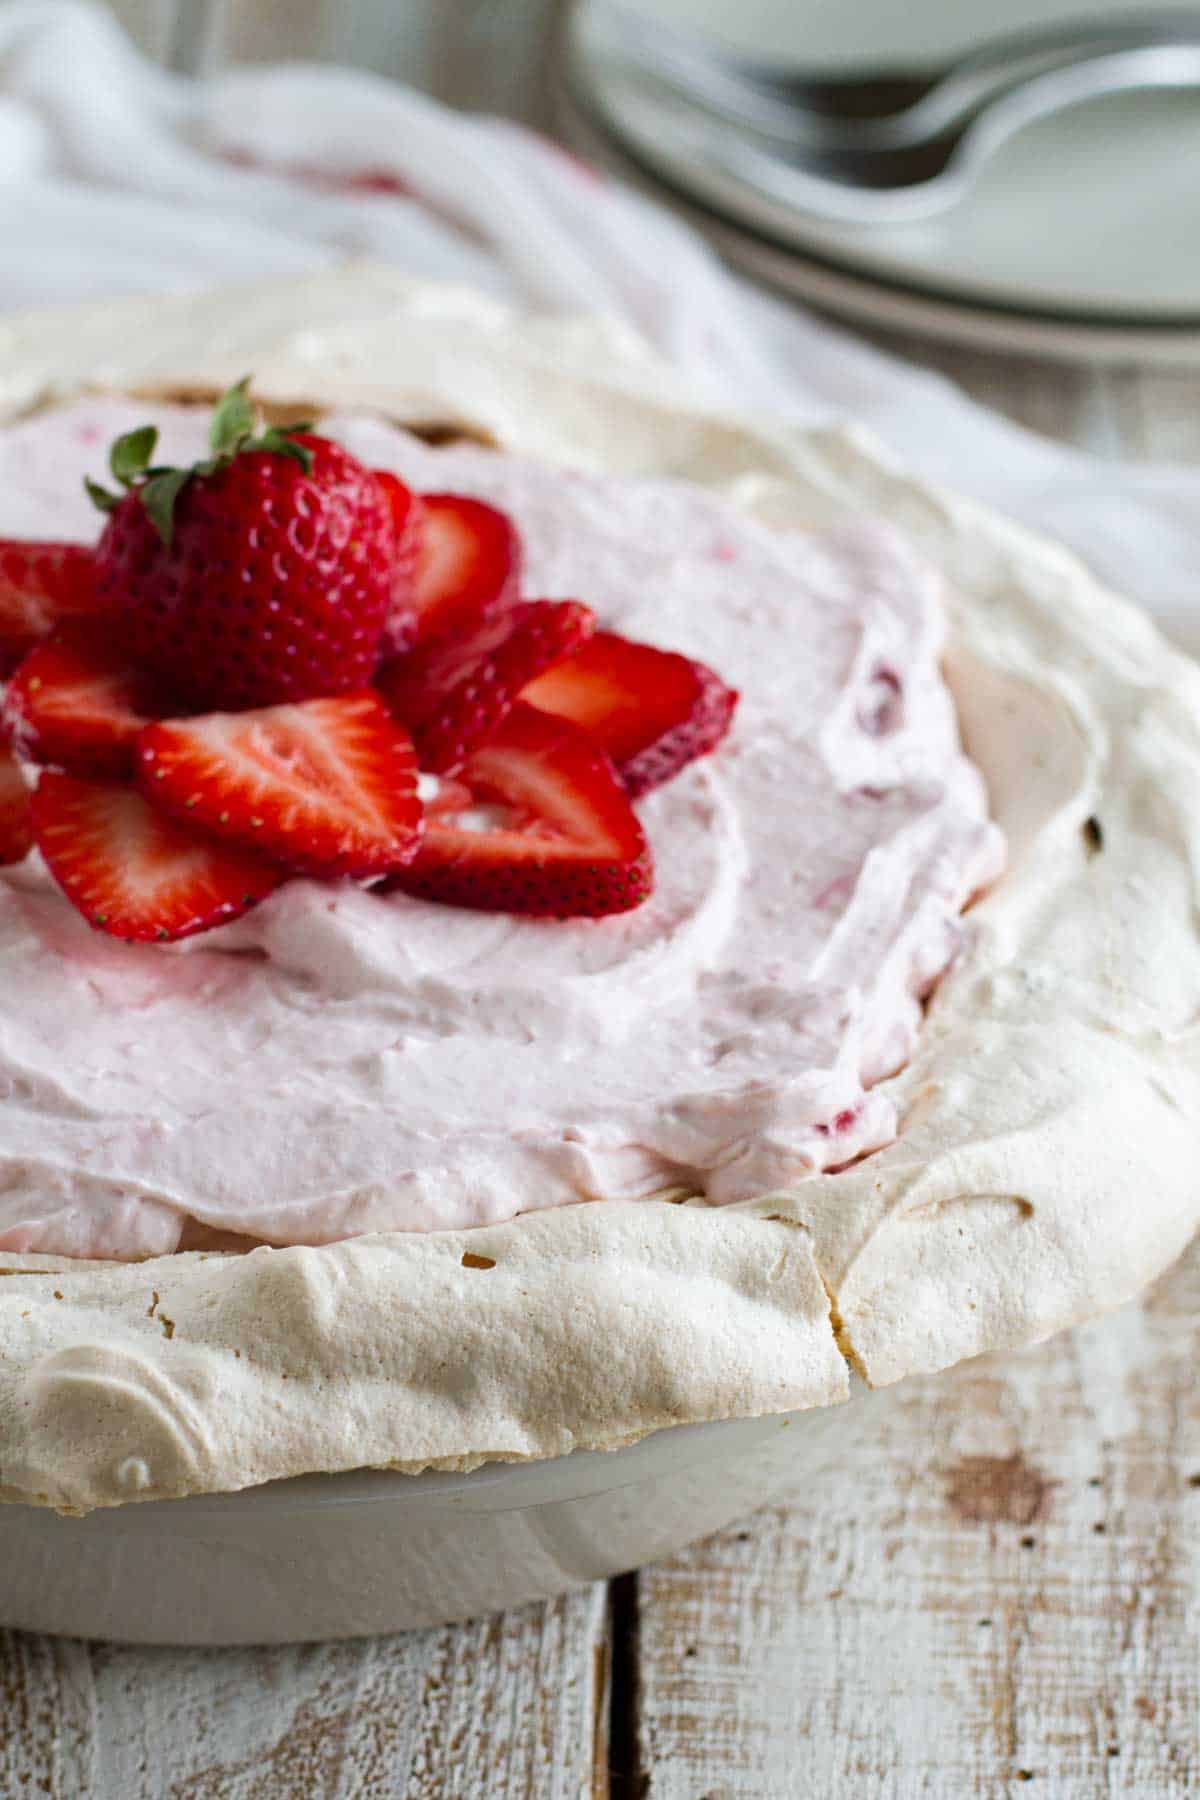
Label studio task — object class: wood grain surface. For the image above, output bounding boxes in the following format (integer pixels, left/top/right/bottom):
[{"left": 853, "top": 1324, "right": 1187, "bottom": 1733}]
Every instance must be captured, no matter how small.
[
  {"left": 632, "top": 1234, "right": 1200, "bottom": 1799},
  {"left": 2, "top": 341, "right": 1199, "bottom": 1798},
  {"left": 0, "top": 1587, "right": 609, "bottom": 1797}
]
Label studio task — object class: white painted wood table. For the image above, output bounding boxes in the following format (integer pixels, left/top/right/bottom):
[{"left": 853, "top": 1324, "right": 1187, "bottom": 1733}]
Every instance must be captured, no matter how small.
[{"left": 3, "top": 344, "right": 1199, "bottom": 1799}]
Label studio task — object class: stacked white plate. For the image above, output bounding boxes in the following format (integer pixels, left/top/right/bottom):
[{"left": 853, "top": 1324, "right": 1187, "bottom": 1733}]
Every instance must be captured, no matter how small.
[{"left": 554, "top": 0, "right": 1200, "bottom": 365}]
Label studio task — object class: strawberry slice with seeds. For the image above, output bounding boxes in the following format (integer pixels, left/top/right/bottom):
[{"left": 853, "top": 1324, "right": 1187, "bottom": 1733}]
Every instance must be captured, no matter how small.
[
  {"left": 378, "top": 598, "right": 595, "bottom": 773},
  {"left": 388, "top": 493, "right": 521, "bottom": 654},
  {"left": 375, "top": 470, "right": 424, "bottom": 654},
  {"left": 390, "top": 702, "right": 652, "bottom": 917},
  {"left": 4, "top": 624, "right": 173, "bottom": 779},
  {"left": 32, "top": 772, "right": 282, "bottom": 941},
  {"left": 522, "top": 630, "right": 739, "bottom": 796},
  {"left": 0, "top": 541, "right": 106, "bottom": 675},
  {"left": 0, "top": 738, "right": 31, "bottom": 866},
  {"left": 138, "top": 691, "right": 423, "bottom": 879}
]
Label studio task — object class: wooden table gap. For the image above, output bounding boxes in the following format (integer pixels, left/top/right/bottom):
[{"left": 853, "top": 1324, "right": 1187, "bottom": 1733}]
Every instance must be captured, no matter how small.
[{"left": 605, "top": 1572, "right": 647, "bottom": 1800}]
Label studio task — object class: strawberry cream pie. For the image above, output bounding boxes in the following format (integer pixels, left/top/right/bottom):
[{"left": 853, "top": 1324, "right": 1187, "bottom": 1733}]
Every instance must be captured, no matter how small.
[{"left": 0, "top": 271, "right": 1198, "bottom": 1517}]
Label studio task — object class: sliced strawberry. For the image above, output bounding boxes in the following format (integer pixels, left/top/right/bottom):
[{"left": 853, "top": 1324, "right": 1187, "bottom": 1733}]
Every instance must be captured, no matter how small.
[
  {"left": 388, "top": 494, "right": 520, "bottom": 654},
  {"left": 31, "top": 772, "right": 282, "bottom": 942},
  {"left": 0, "top": 541, "right": 106, "bottom": 675},
  {"left": 0, "top": 737, "right": 31, "bottom": 866},
  {"left": 4, "top": 624, "right": 173, "bottom": 779},
  {"left": 138, "top": 691, "right": 423, "bottom": 879},
  {"left": 390, "top": 702, "right": 652, "bottom": 918},
  {"left": 522, "top": 630, "right": 739, "bottom": 796},
  {"left": 375, "top": 471, "right": 424, "bottom": 654},
  {"left": 419, "top": 773, "right": 475, "bottom": 818},
  {"left": 378, "top": 598, "right": 595, "bottom": 773}
]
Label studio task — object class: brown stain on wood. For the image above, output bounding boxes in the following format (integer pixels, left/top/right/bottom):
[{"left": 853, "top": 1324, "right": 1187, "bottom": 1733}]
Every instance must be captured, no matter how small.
[{"left": 943, "top": 1452, "right": 1053, "bottom": 1527}]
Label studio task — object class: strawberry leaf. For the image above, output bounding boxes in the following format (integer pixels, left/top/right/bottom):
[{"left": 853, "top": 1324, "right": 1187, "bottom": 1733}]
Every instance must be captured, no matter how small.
[
  {"left": 92, "top": 378, "right": 319, "bottom": 543},
  {"left": 256, "top": 428, "right": 315, "bottom": 475},
  {"left": 85, "top": 477, "right": 120, "bottom": 514},
  {"left": 208, "top": 376, "right": 256, "bottom": 458},
  {"left": 140, "top": 469, "right": 192, "bottom": 547},
  {"left": 109, "top": 425, "right": 158, "bottom": 488}
]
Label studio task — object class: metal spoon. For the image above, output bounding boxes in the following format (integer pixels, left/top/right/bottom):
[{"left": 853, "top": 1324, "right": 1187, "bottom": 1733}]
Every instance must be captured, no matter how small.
[
  {"left": 594, "top": 2, "right": 1200, "bottom": 148},
  {"left": 676, "top": 44, "right": 1200, "bottom": 226}
]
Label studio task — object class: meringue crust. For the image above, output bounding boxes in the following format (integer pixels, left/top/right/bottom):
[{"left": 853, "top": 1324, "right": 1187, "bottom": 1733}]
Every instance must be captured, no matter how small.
[{"left": 0, "top": 269, "right": 1197, "bottom": 1512}]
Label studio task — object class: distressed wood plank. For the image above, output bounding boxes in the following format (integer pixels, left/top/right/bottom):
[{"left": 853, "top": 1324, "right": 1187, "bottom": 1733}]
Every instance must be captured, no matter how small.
[
  {"left": 857, "top": 330, "right": 1200, "bottom": 464},
  {"left": 1091, "top": 365, "right": 1200, "bottom": 463},
  {"left": 632, "top": 1235, "right": 1200, "bottom": 1799},
  {"left": 855, "top": 326, "right": 1103, "bottom": 445},
  {"left": 0, "top": 1585, "right": 608, "bottom": 1799}
]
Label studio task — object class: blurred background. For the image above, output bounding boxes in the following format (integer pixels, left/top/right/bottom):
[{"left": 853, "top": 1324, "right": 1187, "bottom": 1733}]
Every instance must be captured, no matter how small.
[
  {"left": 101, "top": 0, "right": 1188, "bottom": 102},
  {"left": 2, "top": 0, "right": 1199, "bottom": 635},
  {"left": 92, "top": 0, "right": 1200, "bottom": 349},
  {"left": 104, "top": 0, "right": 560, "bottom": 116}
]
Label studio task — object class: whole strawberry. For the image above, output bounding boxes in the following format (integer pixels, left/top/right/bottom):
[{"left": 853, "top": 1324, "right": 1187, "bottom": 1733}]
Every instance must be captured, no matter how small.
[{"left": 88, "top": 381, "right": 394, "bottom": 711}]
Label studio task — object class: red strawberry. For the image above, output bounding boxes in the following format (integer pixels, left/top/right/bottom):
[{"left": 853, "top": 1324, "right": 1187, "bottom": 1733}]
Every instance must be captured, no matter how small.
[
  {"left": 389, "top": 493, "right": 520, "bottom": 654},
  {"left": 139, "top": 691, "right": 423, "bottom": 879},
  {"left": 0, "top": 540, "right": 105, "bottom": 675},
  {"left": 4, "top": 624, "right": 173, "bottom": 779},
  {"left": 390, "top": 702, "right": 652, "bottom": 917},
  {"left": 377, "top": 598, "right": 595, "bottom": 773},
  {"left": 31, "top": 772, "right": 282, "bottom": 942},
  {"left": 0, "top": 737, "right": 31, "bottom": 865},
  {"left": 375, "top": 470, "right": 423, "bottom": 653},
  {"left": 91, "top": 384, "right": 395, "bottom": 711},
  {"left": 522, "top": 631, "right": 738, "bottom": 796},
  {"left": 420, "top": 773, "right": 475, "bottom": 818}
]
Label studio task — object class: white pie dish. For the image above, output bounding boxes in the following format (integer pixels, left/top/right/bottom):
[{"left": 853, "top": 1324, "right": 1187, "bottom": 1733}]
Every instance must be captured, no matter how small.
[
  {"left": 1, "top": 269, "right": 1199, "bottom": 1651},
  {"left": 0, "top": 1394, "right": 873, "bottom": 1644}
]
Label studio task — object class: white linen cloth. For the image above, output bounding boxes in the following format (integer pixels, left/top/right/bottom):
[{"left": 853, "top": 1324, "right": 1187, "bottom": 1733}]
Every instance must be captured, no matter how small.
[{"left": 0, "top": 0, "right": 1197, "bottom": 646}]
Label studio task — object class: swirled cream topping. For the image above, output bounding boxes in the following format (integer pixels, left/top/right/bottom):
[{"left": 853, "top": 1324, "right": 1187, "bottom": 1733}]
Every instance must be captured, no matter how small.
[{"left": 0, "top": 399, "right": 1003, "bottom": 1259}]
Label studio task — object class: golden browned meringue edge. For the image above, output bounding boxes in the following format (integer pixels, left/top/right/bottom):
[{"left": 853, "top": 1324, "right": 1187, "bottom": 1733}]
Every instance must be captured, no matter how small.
[{"left": 0, "top": 267, "right": 1197, "bottom": 1513}]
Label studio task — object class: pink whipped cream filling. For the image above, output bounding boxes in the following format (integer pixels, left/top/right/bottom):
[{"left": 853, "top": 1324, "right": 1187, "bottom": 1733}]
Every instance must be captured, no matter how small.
[{"left": 0, "top": 401, "right": 1004, "bottom": 1259}]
